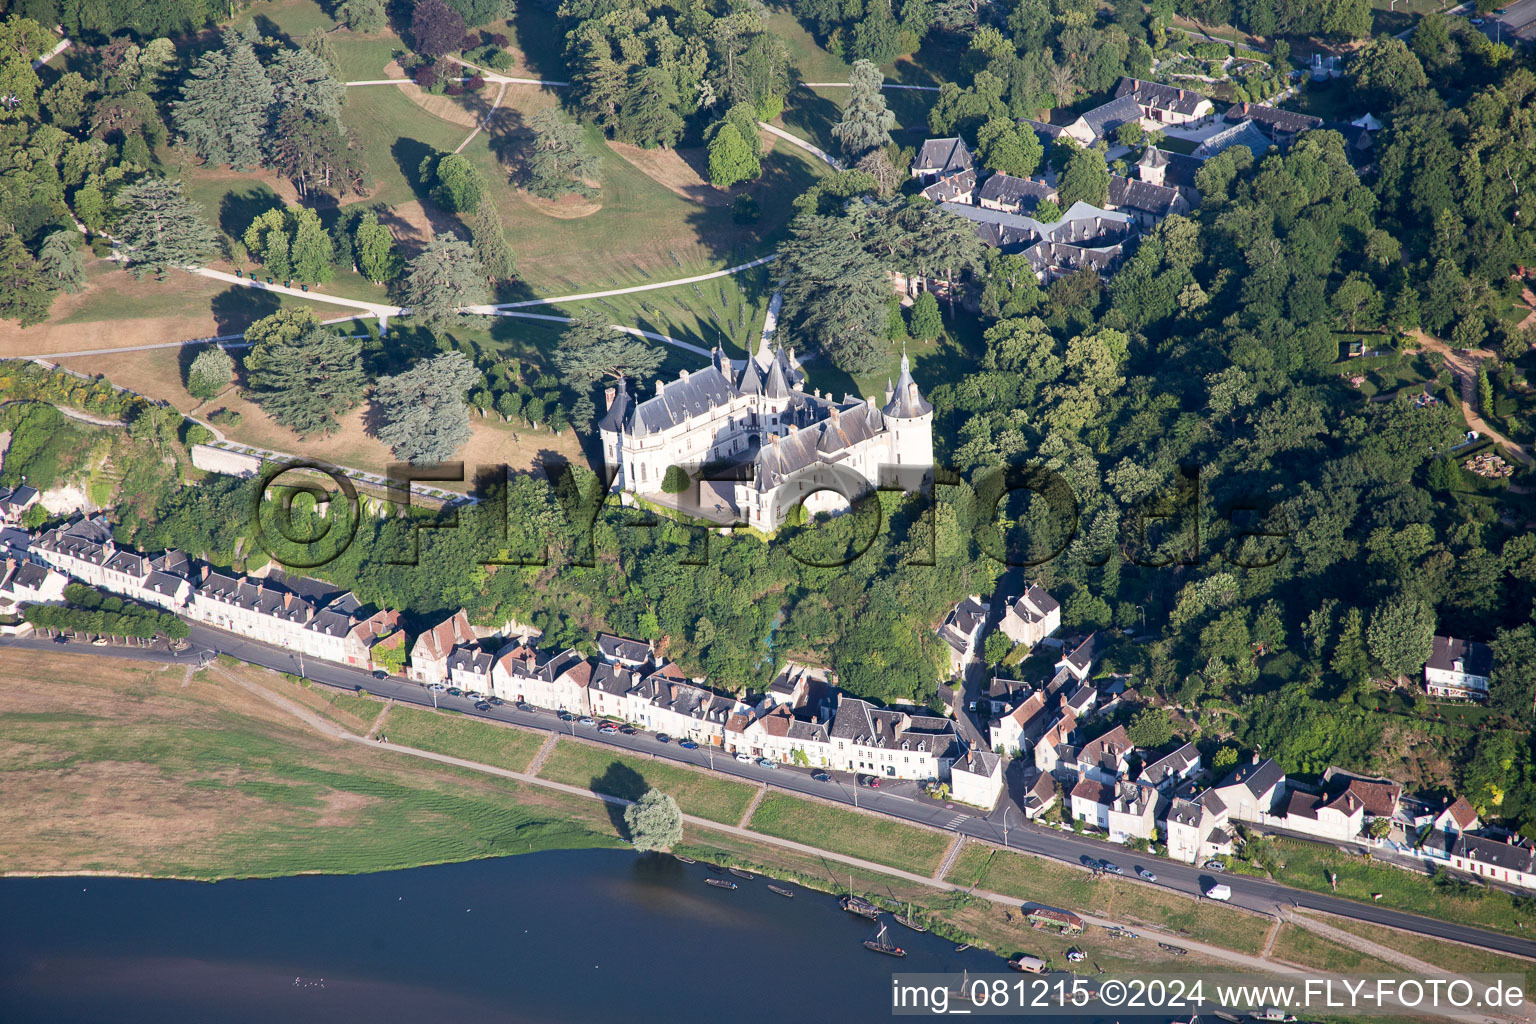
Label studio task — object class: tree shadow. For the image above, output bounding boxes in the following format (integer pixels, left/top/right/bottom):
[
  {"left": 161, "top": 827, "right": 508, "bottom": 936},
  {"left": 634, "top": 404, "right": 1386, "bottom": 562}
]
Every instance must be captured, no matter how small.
[
  {"left": 591, "top": 759, "right": 648, "bottom": 837},
  {"left": 218, "top": 185, "right": 283, "bottom": 241},
  {"left": 390, "top": 136, "right": 439, "bottom": 202},
  {"left": 508, "top": 1, "right": 573, "bottom": 82},
  {"left": 210, "top": 286, "right": 281, "bottom": 336}
]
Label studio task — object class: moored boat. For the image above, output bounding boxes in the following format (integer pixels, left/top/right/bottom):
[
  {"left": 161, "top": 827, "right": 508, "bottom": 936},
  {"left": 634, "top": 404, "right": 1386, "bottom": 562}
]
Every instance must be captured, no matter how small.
[
  {"left": 896, "top": 902, "right": 928, "bottom": 933},
  {"left": 841, "top": 894, "right": 881, "bottom": 919},
  {"left": 727, "top": 867, "right": 754, "bottom": 880},
  {"left": 863, "top": 922, "right": 906, "bottom": 957},
  {"left": 705, "top": 878, "right": 738, "bottom": 890},
  {"left": 675, "top": 855, "right": 697, "bottom": 865},
  {"left": 767, "top": 885, "right": 794, "bottom": 898}
]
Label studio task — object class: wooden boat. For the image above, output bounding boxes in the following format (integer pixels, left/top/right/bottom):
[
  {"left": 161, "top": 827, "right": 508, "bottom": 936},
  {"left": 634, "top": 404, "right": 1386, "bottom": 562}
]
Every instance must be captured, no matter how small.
[
  {"left": 767, "top": 885, "right": 795, "bottom": 898},
  {"left": 705, "top": 877, "right": 738, "bottom": 890},
  {"left": 675, "top": 855, "right": 697, "bottom": 865},
  {"left": 841, "top": 894, "right": 881, "bottom": 920},
  {"left": 727, "top": 867, "right": 754, "bottom": 880},
  {"left": 953, "top": 943, "right": 972, "bottom": 952},
  {"left": 863, "top": 922, "right": 907, "bottom": 958},
  {"left": 896, "top": 901, "right": 928, "bottom": 933},
  {"left": 1157, "top": 942, "right": 1188, "bottom": 956}
]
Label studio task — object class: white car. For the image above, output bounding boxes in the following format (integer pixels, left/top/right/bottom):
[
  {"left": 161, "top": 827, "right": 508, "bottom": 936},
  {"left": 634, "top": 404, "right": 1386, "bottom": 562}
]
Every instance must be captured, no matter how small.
[
  {"left": 465, "top": 691, "right": 483, "bottom": 700},
  {"left": 735, "top": 753, "right": 753, "bottom": 762},
  {"left": 428, "top": 683, "right": 447, "bottom": 692}
]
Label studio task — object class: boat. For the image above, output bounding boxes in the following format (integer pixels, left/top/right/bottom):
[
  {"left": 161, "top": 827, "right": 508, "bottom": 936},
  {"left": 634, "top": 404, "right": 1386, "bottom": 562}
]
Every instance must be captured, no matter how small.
[
  {"left": 896, "top": 901, "right": 928, "bottom": 933},
  {"left": 841, "top": 876, "right": 882, "bottom": 920},
  {"left": 768, "top": 885, "right": 795, "bottom": 898},
  {"left": 705, "top": 878, "right": 738, "bottom": 890},
  {"left": 675, "top": 855, "right": 697, "bottom": 865},
  {"left": 863, "top": 921, "right": 906, "bottom": 957},
  {"left": 1158, "top": 942, "right": 1188, "bottom": 956},
  {"left": 953, "top": 943, "right": 972, "bottom": 952},
  {"left": 727, "top": 867, "right": 754, "bottom": 880}
]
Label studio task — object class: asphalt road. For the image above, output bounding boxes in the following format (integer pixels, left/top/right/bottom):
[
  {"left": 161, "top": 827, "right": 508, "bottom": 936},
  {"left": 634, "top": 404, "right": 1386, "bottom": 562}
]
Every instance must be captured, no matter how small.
[{"left": 12, "top": 625, "right": 1536, "bottom": 961}]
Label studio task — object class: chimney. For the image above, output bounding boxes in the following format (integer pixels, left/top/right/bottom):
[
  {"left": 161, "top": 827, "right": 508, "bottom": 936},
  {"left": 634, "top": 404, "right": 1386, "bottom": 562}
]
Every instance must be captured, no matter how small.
[
  {"left": 680, "top": 369, "right": 690, "bottom": 381},
  {"left": 1252, "top": 751, "right": 1260, "bottom": 765},
  {"left": 603, "top": 386, "right": 615, "bottom": 412},
  {"left": 866, "top": 395, "right": 876, "bottom": 410},
  {"left": 284, "top": 592, "right": 293, "bottom": 608}
]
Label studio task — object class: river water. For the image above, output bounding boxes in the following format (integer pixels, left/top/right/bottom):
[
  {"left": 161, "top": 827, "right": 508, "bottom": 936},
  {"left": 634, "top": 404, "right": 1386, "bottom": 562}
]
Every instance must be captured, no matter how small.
[{"left": 1, "top": 849, "right": 1034, "bottom": 1023}]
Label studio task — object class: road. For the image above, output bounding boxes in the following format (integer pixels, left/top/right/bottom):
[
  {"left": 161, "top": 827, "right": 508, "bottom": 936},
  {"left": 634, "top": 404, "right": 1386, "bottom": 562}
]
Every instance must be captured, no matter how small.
[{"left": 12, "top": 627, "right": 1533, "bottom": 962}]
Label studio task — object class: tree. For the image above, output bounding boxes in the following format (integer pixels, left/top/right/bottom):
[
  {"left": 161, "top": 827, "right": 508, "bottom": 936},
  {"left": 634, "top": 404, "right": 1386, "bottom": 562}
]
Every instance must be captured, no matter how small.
[
  {"left": 244, "top": 310, "right": 368, "bottom": 436},
  {"left": 976, "top": 117, "right": 1042, "bottom": 178},
  {"left": 831, "top": 60, "right": 895, "bottom": 162},
  {"left": 1057, "top": 145, "right": 1109, "bottom": 208},
  {"left": 1127, "top": 707, "right": 1174, "bottom": 748},
  {"left": 1331, "top": 272, "right": 1383, "bottom": 331},
  {"left": 0, "top": 231, "right": 54, "bottom": 327},
  {"left": 244, "top": 208, "right": 293, "bottom": 279},
  {"left": 400, "top": 238, "right": 488, "bottom": 331},
  {"left": 353, "top": 210, "right": 402, "bottom": 283},
  {"left": 0, "top": 15, "right": 51, "bottom": 122},
  {"left": 41, "top": 71, "right": 90, "bottom": 130},
  {"left": 908, "top": 291, "right": 942, "bottom": 340},
  {"left": 116, "top": 178, "right": 218, "bottom": 278},
  {"left": 707, "top": 123, "right": 759, "bottom": 188},
  {"left": 411, "top": 0, "right": 466, "bottom": 58},
  {"left": 423, "top": 151, "right": 484, "bottom": 213},
  {"left": 1366, "top": 596, "right": 1435, "bottom": 680},
  {"left": 661, "top": 465, "right": 690, "bottom": 493},
  {"left": 1367, "top": 816, "right": 1391, "bottom": 839},
  {"left": 36, "top": 230, "right": 84, "bottom": 294},
  {"left": 1478, "top": 363, "right": 1495, "bottom": 415},
  {"left": 172, "top": 31, "right": 275, "bottom": 170},
  {"left": 268, "top": 47, "right": 345, "bottom": 123},
  {"left": 526, "top": 107, "right": 601, "bottom": 198},
  {"left": 339, "top": 0, "right": 388, "bottom": 33},
  {"left": 624, "top": 788, "right": 683, "bottom": 851},
  {"left": 620, "top": 68, "right": 685, "bottom": 149},
  {"left": 777, "top": 213, "right": 890, "bottom": 373},
  {"left": 1490, "top": 624, "right": 1536, "bottom": 719},
  {"left": 856, "top": 149, "right": 900, "bottom": 197},
  {"left": 554, "top": 309, "right": 664, "bottom": 387},
  {"left": 373, "top": 350, "right": 481, "bottom": 463},
  {"left": 186, "top": 346, "right": 235, "bottom": 402},
  {"left": 469, "top": 203, "right": 516, "bottom": 282},
  {"left": 288, "top": 207, "right": 336, "bottom": 284},
  {"left": 1350, "top": 36, "right": 1427, "bottom": 107}
]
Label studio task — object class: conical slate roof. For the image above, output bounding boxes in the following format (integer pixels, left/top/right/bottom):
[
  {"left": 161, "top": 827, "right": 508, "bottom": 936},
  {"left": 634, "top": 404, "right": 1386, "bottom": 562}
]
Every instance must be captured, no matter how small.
[
  {"left": 597, "top": 376, "right": 630, "bottom": 432},
  {"left": 882, "top": 352, "right": 932, "bottom": 418}
]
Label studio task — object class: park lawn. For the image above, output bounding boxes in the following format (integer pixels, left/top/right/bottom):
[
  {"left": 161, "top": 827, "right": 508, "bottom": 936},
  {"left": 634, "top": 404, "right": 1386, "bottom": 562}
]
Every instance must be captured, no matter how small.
[
  {"left": 1308, "top": 913, "right": 1536, "bottom": 993},
  {"left": 746, "top": 792, "right": 952, "bottom": 876},
  {"left": 1269, "top": 925, "right": 1399, "bottom": 974},
  {"left": 379, "top": 705, "right": 547, "bottom": 773},
  {"left": 535, "top": 739, "right": 757, "bottom": 825},
  {"left": 947, "top": 844, "right": 1272, "bottom": 956},
  {"left": 342, "top": 85, "right": 478, "bottom": 213},
  {"left": 0, "top": 650, "right": 619, "bottom": 879},
  {"left": 679, "top": 828, "right": 1241, "bottom": 973},
  {"left": 1262, "top": 836, "right": 1536, "bottom": 940},
  {"left": 762, "top": 7, "right": 852, "bottom": 83}
]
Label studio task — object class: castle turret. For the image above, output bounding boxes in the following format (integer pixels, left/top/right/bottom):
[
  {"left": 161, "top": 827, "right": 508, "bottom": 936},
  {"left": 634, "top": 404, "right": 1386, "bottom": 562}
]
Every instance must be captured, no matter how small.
[
  {"left": 880, "top": 351, "right": 933, "bottom": 486},
  {"left": 597, "top": 377, "right": 631, "bottom": 484}
]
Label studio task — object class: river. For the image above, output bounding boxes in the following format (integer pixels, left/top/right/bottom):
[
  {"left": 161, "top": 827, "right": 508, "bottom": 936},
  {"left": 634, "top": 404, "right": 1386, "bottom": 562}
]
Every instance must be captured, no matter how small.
[{"left": 1, "top": 849, "right": 1027, "bottom": 1023}]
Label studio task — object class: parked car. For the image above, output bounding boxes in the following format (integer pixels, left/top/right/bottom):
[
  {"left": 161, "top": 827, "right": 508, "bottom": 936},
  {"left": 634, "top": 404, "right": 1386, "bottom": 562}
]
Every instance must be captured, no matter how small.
[
  {"left": 1203, "top": 860, "right": 1226, "bottom": 872},
  {"left": 677, "top": 739, "right": 697, "bottom": 749},
  {"left": 372, "top": 670, "right": 389, "bottom": 680},
  {"left": 756, "top": 758, "right": 777, "bottom": 769},
  {"left": 1100, "top": 862, "right": 1123, "bottom": 875},
  {"left": 52, "top": 634, "right": 68, "bottom": 644},
  {"left": 735, "top": 753, "right": 753, "bottom": 762},
  {"left": 812, "top": 772, "right": 831, "bottom": 783},
  {"left": 620, "top": 726, "right": 637, "bottom": 735},
  {"left": 1204, "top": 884, "right": 1232, "bottom": 901},
  {"left": 92, "top": 638, "right": 109, "bottom": 646},
  {"left": 465, "top": 691, "right": 483, "bottom": 700},
  {"left": 557, "top": 711, "right": 572, "bottom": 721},
  {"left": 577, "top": 716, "right": 595, "bottom": 726},
  {"left": 428, "top": 683, "right": 447, "bottom": 692},
  {"left": 488, "top": 697, "right": 504, "bottom": 706},
  {"left": 655, "top": 733, "right": 670, "bottom": 743},
  {"left": 856, "top": 774, "right": 880, "bottom": 788},
  {"left": 446, "top": 687, "right": 462, "bottom": 697},
  {"left": 474, "top": 702, "right": 491, "bottom": 711},
  {"left": 598, "top": 723, "right": 619, "bottom": 733},
  {"left": 1136, "top": 867, "right": 1157, "bottom": 882}
]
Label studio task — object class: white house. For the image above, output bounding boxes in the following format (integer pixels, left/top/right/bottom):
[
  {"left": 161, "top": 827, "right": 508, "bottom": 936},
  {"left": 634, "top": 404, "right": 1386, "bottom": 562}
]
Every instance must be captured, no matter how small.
[
  {"left": 937, "top": 595, "right": 989, "bottom": 676},
  {"left": 951, "top": 747, "right": 1004, "bottom": 809},
  {"left": 0, "top": 558, "right": 66, "bottom": 609},
  {"left": 1113, "top": 77, "right": 1214, "bottom": 125},
  {"left": 1140, "top": 742, "right": 1201, "bottom": 792},
  {"left": 1056, "top": 633, "right": 1098, "bottom": 684},
  {"left": 990, "top": 688, "right": 1048, "bottom": 757},
  {"left": 1432, "top": 796, "right": 1480, "bottom": 836},
  {"left": 1021, "top": 771, "right": 1059, "bottom": 820},
  {"left": 1070, "top": 724, "right": 1133, "bottom": 785},
  {"left": 999, "top": 586, "right": 1060, "bottom": 648},
  {"left": 1034, "top": 708, "right": 1077, "bottom": 774},
  {"left": 1070, "top": 777, "right": 1114, "bottom": 830},
  {"left": 1449, "top": 832, "right": 1536, "bottom": 888},
  {"left": 407, "top": 608, "right": 476, "bottom": 685},
  {"left": 596, "top": 633, "right": 654, "bottom": 669},
  {"left": 828, "top": 696, "right": 957, "bottom": 782},
  {"left": 1424, "top": 635, "right": 1493, "bottom": 702},
  {"left": 1163, "top": 789, "right": 1233, "bottom": 864},
  {"left": 1212, "top": 755, "right": 1285, "bottom": 823},
  {"left": 1106, "top": 781, "right": 1161, "bottom": 843},
  {"left": 448, "top": 645, "right": 495, "bottom": 692},
  {"left": 501, "top": 647, "right": 592, "bottom": 714}
]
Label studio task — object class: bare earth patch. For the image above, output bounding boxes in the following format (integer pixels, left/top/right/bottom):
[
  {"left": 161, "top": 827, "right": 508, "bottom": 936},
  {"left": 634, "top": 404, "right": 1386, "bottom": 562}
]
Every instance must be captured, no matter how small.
[
  {"left": 378, "top": 199, "right": 464, "bottom": 252},
  {"left": 607, "top": 141, "right": 732, "bottom": 207},
  {"left": 313, "top": 789, "right": 379, "bottom": 827},
  {"left": 513, "top": 188, "right": 602, "bottom": 219}
]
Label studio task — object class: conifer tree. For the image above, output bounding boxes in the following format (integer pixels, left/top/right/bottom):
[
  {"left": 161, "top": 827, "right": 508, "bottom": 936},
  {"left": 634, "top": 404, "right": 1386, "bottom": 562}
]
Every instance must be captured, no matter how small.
[
  {"left": 0, "top": 231, "right": 54, "bottom": 327},
  {"left": 470, "top": 203, "right": 517, "bottom": 282},
  {"left": 353, "top": 211, "right": 402, "bottom": 283},
  {"left": 373, "top": 350, "right": 481, "bottom": 463},
  {"left": 908, "top": 291, "right": 942, "bottom": 340},
  {"left": 244, "top": 311, "right": 368, "bottom": 436},
  {"left": 778, "top": 213, "right": 889, "bottom": 373},
  {"left": 554, "top": 309, "right": 665, "bottom": 388},
  {"left": 173, "top": 31, "right": 274, "bottom": 170},
  {"left": 620, "top": 68, "right": 684, "bottom": 149},
  {"left": 289, "top": 207, "right": 335, "bottom": 284},
  {"left": 400, "top": 238, "right": 488, "bottom": 331},
  {"left": 37, "top": 230, "right": 85, "bottom": 294},
  {"left": 268, "top": 46, "right": 344, "bottom": 122},
  {"left": 831, "top": 60, "right": 895, "bottom": 163},
  {"left": 116, "top": 178, "right": 218, "bottom": 278},
  {"left": 527, "top": 108, "right": 601, "bottom": 198},
  {"left": 339, "top": 0, "right": 387, "bottom": 33}
]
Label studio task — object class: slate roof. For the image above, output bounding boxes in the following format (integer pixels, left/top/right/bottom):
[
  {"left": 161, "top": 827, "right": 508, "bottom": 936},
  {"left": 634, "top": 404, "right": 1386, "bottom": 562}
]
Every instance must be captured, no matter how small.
[
  {"left": 1141, "top": 741, "right": 1200, "bottom": 788},
  {"left": 1137, "top": 147, "right": 1202, "bottom": 189},
  {"left": 1064, "top": 683, "right": 1096, "bottom": 715},
  {"left": 1425, "top": 635, "right": 1493, "bottom": 677},
  {"left": 1077, "top": 723, "right": 1131, "bottom": 773},
  {"left": 1080, "top": 94, "right": 1144, "bottom": 140},
  {"left": 1194, "top": 119, "right": 1272, "bottom": 160},
  {"left": 1116, "top": 77, "right": 1210, "bottom": 117},
  {"left": 448, "top": 645, "right": 494, "bottom": 677},
  {"left": 938, "top": 595, "right": 988, "bottom": 654},
  {"left": 627, "top": 366, "right": 738, "bottom": 437},
  {"left": 1219, "top": 756, "right": 1284, "bottom": 798},
  {"left": 915, "top": 137, "right": 974, "bottom": 175},
  {"left": 1024, "top": 240, "right": 1126, "bottom": 277},
  {"left": 1107, "top": 174, "right": 1185, "bottom": 216},
  {"left": 1020, "top": 117, "right": 1071, "bottom": 141},
  {"left": 830, "top": 697, "right": 956, "bottom": 754},
  {"left": 1009, "top": 585, "right": 1059, "bottom": 623},
  {"left": 1453, "top": 832, "right": 1535, "bottom": 873},
  {"left": 1167, "top": 797, "right": 1204, "bottom": 828},
  {"left": 940, "top": 201, "right": 1133, "bottom": 251},
  {"left": 1060, "top": 633, "right": 1098, "bottom": 676},
  {"left": 920, "top": 168, "right": 975, "bottom": 203},
  {"left": 976, "top": 173, "right": 1057, "bottom": 212},
  {"left": 0, "top": 484, "right": 38, "bottom": 510},
  {"left": 597, "top": 632, "right": 652, "bottom": 665},
  {"left": 1224, "top": 102, "right": 1322, "bottom": 137},
  {"left": 597, "top": 377, "right": 631, "bottom": 432},
  {"left": 6, "top": 561, "right": 53, "bottom": 591},
  {"left": 954, "top": 747, "right": 1001, "bottom": 778},
  {"left": 883, "top": 353, "right": 932, "bottom": 418}
]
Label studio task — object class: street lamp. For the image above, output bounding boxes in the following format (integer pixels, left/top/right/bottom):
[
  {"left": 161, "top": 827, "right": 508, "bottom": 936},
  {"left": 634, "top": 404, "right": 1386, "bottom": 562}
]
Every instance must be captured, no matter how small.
[{"left": 1002, "top": 805, "right": 1012, "bottom": 848}]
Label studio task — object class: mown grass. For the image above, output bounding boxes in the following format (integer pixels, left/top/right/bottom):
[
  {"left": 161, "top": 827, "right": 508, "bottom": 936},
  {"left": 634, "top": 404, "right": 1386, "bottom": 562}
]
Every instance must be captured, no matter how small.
[
  {"left": 0, "top": 651, "right": 618, "bottom": 879},
  {"left": 379, "top": 705, "right": 546, "bottom": 774},
  {"left": 948, "top": 844, "right": 1273, "bottom": 956},
  {"left": 746, "top": 792, "right": 952, "bottom": 876},
  {"left": 535, "top": 739, "right": 756, "bottom": 824},
  {"left": 1269, "top": 924, "right": 1399, "bottom": 974},
  {"left": 1260, "top": 837, "right": 1536, "bottom": 940},
  {"left": 1305, "top": 913, "right": 1536, "bottom": 993}
]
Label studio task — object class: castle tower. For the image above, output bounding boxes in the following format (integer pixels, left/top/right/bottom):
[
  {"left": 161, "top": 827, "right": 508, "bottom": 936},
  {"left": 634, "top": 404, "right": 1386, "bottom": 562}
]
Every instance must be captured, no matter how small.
[
  {"left": 597, "top": 376, "right": 631, "bottom": 487},
  {"left": 880, "top": 351, "right": 933, "bottom": 488}
]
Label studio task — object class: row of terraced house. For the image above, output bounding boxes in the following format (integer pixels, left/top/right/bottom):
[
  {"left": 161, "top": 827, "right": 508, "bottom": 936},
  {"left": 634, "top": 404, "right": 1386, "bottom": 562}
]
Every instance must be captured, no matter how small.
[{"left": 20, "top": 516, "right": 1003, "bottom": 807}]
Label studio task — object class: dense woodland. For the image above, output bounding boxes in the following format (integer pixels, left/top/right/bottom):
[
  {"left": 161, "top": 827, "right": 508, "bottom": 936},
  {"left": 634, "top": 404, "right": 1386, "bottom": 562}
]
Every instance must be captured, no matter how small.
[{"left": 1, "top": 2, "right": 1536, "bottom": 834}]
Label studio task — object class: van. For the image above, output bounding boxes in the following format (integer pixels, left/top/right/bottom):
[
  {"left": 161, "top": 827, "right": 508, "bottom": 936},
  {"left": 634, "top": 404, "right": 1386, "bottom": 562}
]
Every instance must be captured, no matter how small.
[{"left": 1204, "top": 884, "right": 1232, "bottom": 901}]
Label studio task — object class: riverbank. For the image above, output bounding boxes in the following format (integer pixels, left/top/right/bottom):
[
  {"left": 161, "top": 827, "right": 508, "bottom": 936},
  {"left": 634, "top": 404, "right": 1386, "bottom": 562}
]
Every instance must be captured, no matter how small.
[{"left": 2, "top": 648, "right": 1527, "bottom": 1011}]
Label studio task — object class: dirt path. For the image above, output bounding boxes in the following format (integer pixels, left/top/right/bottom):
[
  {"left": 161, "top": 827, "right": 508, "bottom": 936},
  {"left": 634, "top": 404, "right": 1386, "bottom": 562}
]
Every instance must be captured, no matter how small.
[
  {"left": 1412, "top": 329, "right": 1534, "bottom": 467},
  {"left": 738, "top": 785, "right": 768, "bottom": 828},
  {"left": 364, "top": 699, "right": 393, "bottom": 739},
  {"left": 454, "top": 79, "right": 508, "bottom": 155},
  {"left": 212, "top": 665, "right": 349, "bottom": 742},
  {"left": 933, "top": 833, "right": 967, "bottom": 881}
]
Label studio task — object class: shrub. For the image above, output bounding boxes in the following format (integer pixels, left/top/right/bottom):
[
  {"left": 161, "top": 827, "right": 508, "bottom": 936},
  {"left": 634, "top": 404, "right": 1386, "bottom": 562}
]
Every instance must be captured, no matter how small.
[
  {"left": 466, "top": 74, "right": 485, "bottom": 91},
  {"left": 661, "top": 465, "right": 690, "bottom": 493},
  {"left": 481, "top": 47, "right": 513, "bottom": 71},
  {"left": 208, "top": 408, "right": 242, "bottom": 427},
  {"left": 183, "top": 423, "right": 214, "bottom": 447}
]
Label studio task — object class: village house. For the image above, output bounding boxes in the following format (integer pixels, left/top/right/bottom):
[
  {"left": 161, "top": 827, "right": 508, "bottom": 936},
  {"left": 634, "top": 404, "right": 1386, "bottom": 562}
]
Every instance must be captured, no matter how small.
[
  {"left": 448, "top": 643, "right": 495, "bottom": 692},
  {"left": 0, "top": 484, "right": 39, "bottom": 523},
  {"left": 1448, "top": 832, "right": 1536, "bottom": 889},
  {"left": 979, "top": 674, "right": 1032, "bottom": 718},
  {"left": 976, "top": 174, "right": 1058, "bottom": 215},
  {"left": 998, "top": 585, "right": 1061, "bottom": 648},
  {"left": 1034, "top": 708, "right": 1078, "bottom": 774},
  {"left": 0, "top": 558, "right": 66, "bottom": 610},
  {"left": 1424, "top": 635, "right": 1493, "bottom": 702},
  {"left": 596, "top": 633, "right": 654, "bottom": 670},
  {"left": 1069, "top": 723, "right": 1133, "bottom": 784},
  {"left": 493, "top": 647, "right": 591, "bottom": 714},
  {"left": 1115, "top": 77, "right": 1214, "bottom": 125},
  {"left": 407, "top": 608, "right": 476, "bottom": 686},
  {"left": 1070, "top": 776, "right": 1115, "bottom": 829},
  {"left": 951, "top": 747, "right": 1004, "bottom": 809},
  {"left": 1140, "top": 742, "right": 1201, "bottom": 791},
  {"left": 1106, "top": 780, "right": 1161, "bottom": 842},
  {"left": 1106, "top": 174, "right": 1191, "bottom": 228},
  {"left": 1277, "top": 785, "right": 1366, "bottom": 843},
  {"left": 937, "top": 594, "right": 989, "bottom": 676},
  {"left": 911, "top": 137, "right": 974, "bottom": 183},
  {"left": 828, "top": 695, "right": 958, "bottom": 781},
  {"left": 920, "top": 168, "right": 976, "bottom": 204},
  {"left": 1163, "top": 789, "right": 1234, "bottom": 864},
  {"left": 1079, "top": 93, "right": 1145, "bottom": 143},
  {"left": 1224, "top": 102, "right": 1322, "bottom": 146},
  {"left": 625, "top": 667, "right": 738, "bottom": 745},
  {"left": 990, "top": 688, "right": 1049, "bottom": 756},
  {"left": 1020, "top": 116, "right": 1096, "bottom": 148},
  {"left": 1063, "top": 682, "right": 1097, "bottom": 719},
  {"left": 1056, "top": 633, "right": 1099, "bottom": 684},
  {"left": 1022, "top": 771, "right": 1059, "bottom": 820},
  {"left": 347, "top": 608, "right": 405, "bottom": 674},
  {"left": 488, "top": 642, "right": 544, "bottom": 702},
  {"left": 1432, "top": 796, "right": 1481, "bottom": 836},
  {"left": 1212, "top": 754, "right": 1286, "bottom": 823}
]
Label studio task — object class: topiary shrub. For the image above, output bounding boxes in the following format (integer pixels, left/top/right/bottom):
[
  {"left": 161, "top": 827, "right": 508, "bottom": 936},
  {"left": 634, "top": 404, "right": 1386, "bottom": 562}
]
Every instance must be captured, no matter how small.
[{"left": 661, "top": 465, "right": 690, "bottom": 493}]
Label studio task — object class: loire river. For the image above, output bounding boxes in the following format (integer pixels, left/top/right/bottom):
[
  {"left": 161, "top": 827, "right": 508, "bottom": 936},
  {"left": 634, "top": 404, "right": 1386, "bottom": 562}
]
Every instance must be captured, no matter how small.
[{"left": 2, "top": 848, "right": 1024, "bottom": 1023}]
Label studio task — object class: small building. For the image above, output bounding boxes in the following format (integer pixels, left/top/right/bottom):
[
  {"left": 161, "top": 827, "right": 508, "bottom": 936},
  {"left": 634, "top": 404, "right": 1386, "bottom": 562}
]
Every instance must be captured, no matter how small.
[
  {"left": 407, "top": 608, "right": 476, "bottom": 685},
  {"left": 990, "top": 688, "right": 1049, "bottom": 757},
  {"left": 1071, "top": 723, "right": 1132, "bottom": 784},
  {"left": 1163, "top": 789, "right": 1231, "bottom": 864},
  {"left": 0, "top": 485, "right": 39, "bottom": 523},
  {"left": 1212, "top": 754, "right": 1285, "bottom": 823},
  {"left": 937, "top": 594, "right": 989, "bottom": 677},
  {"left": 0, "top": 558, "right": 66, "bottom": 609},
  {"left": 1079, "top": 93, "right": 1145, "bottom": 143},
  {"left": 920, "top": 168, "right": 976, "bottom": 204},
  {"left": 1033, "top": 708, "right": 1077, "bottom": 774},
  {"left": 1070, "top": 776, "right": 1115, "bottom": 829},
  {"left": 1056, "top": 633, "right": 1098, "bottom": 684},
  {"left": 1224, "top": 102, "right": 1322, "bottom": 146},
  {"left": 951, "top": 747, "right": 1004, "bottom": 809},
  {"left": 1136, "top": 146, "right": 1202, "bottom": 191},
  {"left": 1019, "top": 116, "right": 1095, "bottom": 148},
  {"left": 1424, "top": 635, "right": 1493, "bottom": 702},
  {"left": 1021, "top": 771, "right": 1059, "bottom": 820},
  {"left": 597, "top": 632, "right": 654, "bottom": 669},
  {"left": 1449, "top": 832, "right": 1536, "bottom": 889},
  {"left": 448, "top": 644, "right": 495, "bottom": 692},
  {"left": 999, "top": 586, "right": 1061, "bottom": 648},
  {"left": 911, "top": 137, "right": 974, "bottom": 183},
  {"left": 1106, "top": 780, "right": 1161, "bottom": 842},
  {"left": 976, "top": 174, "right": 1058, "bottom": 215},
  {"left": 1025, "top": 905, "right": 1084, "bottom": 934},
  {"left": 1432, "top": 796, "right": 1480, "bottom": 836},
  {"left": 1106, "top": 174, "right": 1191, "bottom": 227},
  {"left": 1115, "top": 77, "right": 1214, "bottom": 125},
  {"left": 1140, "top": 742, "right": 1201, "bottom": 792}
]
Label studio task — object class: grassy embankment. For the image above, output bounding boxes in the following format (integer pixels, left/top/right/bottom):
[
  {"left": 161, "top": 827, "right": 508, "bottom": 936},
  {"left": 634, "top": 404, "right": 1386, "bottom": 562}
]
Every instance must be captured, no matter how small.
[
  {"left": 377, "top": 704, "right": 547, "bottom": 774},
  {"left": 535, "top": 739, "right": 756, "bottom": 825},
  {"left": 745, "top": 790, "right": 953, "bottom": 877}
]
